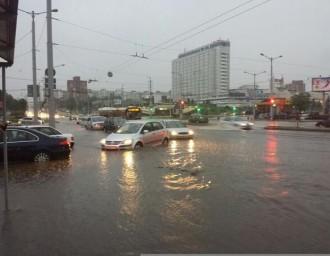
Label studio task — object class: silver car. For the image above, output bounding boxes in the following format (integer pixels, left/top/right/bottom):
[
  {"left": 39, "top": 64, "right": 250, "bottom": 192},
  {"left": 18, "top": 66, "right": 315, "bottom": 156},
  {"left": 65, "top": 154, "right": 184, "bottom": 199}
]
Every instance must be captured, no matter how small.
[
  {"left": 162, "top": 119, "right": 194, "bottom": 139},
  {"left": 100, "top": 120, "right": 169, "bottom": 150},
  {"left": 86, "top": 116, "right": 106, "bottom": 130},
  {"left": 220, "top": 116, "right": 254, "bottom": 130}
]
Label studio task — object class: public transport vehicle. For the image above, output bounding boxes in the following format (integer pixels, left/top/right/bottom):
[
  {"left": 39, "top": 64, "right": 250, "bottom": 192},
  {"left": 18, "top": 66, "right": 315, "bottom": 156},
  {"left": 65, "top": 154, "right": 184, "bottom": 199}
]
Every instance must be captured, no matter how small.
[{"left": 98, "top": 106, "right": 142, "bottom": 120}]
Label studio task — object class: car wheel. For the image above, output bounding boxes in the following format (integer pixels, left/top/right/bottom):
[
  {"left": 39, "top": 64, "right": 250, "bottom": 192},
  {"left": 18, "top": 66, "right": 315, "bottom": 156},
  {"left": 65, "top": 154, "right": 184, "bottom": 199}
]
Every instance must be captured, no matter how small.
[
  {"left": 134, "top": 142, "right": 143, "bottom": 150},
  {"left": 162, "top": 137, "right": 169, "bottom": 146},
  {"left": 34, "top": 152, "right": 50, "bottom": 162}
]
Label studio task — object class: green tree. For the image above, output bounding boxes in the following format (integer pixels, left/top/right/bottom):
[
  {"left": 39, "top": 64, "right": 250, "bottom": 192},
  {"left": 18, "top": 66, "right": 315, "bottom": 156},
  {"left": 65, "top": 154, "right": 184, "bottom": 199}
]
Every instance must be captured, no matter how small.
[{"left": 291, "top": 93, "right": 310, "bottom": 112}]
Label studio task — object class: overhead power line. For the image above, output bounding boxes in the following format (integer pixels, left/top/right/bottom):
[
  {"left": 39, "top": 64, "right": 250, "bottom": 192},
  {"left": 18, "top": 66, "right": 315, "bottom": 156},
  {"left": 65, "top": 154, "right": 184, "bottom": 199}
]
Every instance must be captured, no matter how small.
[
  {"left": 111, "top": 0, "right": 269, "bottom": 71},
  {"left": 53, "top": 17, "right": 182, "bottom": 52},
  {"left": 15, "top": 30, "right": 31, "bottom": 45},
  {"left": 147, "top": 0, "right": 273, "bottom": 57}
]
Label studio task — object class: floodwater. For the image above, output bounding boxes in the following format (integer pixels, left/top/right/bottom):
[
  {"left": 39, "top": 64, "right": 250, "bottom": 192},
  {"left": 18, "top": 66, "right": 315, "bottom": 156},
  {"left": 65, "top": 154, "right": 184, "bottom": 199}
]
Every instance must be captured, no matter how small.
[{"left": 1, "top": 121, "right": 330, "bottom": 255}]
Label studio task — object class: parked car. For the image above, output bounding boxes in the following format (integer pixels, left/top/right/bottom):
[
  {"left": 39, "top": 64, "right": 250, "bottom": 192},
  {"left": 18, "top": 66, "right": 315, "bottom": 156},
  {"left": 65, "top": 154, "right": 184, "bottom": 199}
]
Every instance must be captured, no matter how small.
[
  {"left": 220, "top": 116, "right": 254, "bottom": 130},
  {"left": 189, "top": 114, "right": 209, "bottom": 124},
  {"left": 100, "top": 120, "right": 169, "bottom": 150},
  {"left": 22, "top": 125, "right": 75, "bottom": 147},
  {"left": 0, "top": 127, "right": 70, "bottom": 162},
  {"left": 104, "top": 117, "right": 126, "bottom": 133},
  {"left": 86, "top": 116, "right": 106, "bottom": 130},
  {"left": 162, "top": 119, "right": 194, "bottom": 139},
  {"left": 315, "top": 119, "right": 330, "bottom": 128},
  {"left": 18, "top": 117, "right": 43, "bottom": 125}
]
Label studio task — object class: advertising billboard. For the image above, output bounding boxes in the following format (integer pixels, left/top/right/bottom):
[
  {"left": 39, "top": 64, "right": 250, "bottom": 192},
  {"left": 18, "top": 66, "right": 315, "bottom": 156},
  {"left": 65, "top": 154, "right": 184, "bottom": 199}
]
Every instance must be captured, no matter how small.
[{"left": 312, "top": 77, "right": 330, "bottom": 92}]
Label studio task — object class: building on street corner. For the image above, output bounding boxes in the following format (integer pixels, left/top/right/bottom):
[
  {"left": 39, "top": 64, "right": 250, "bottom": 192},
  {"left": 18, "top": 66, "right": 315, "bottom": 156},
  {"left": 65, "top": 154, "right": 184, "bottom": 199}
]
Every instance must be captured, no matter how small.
[{"left": 172, "top": 39, "right": 230, "bottom": 102}]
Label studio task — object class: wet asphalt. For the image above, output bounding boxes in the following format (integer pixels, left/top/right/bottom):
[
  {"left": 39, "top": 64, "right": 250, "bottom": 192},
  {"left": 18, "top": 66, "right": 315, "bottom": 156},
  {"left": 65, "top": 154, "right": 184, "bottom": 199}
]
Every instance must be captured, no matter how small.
[{"left": 1, "top": 119, "right": 330, "bottom": 255}]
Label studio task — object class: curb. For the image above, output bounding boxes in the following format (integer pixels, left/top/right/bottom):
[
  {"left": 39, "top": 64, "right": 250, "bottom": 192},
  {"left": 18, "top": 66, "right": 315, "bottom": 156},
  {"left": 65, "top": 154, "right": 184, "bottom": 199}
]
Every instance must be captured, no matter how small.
[{"left": 264, "top": 126, "right": 330, "bottom": 133}]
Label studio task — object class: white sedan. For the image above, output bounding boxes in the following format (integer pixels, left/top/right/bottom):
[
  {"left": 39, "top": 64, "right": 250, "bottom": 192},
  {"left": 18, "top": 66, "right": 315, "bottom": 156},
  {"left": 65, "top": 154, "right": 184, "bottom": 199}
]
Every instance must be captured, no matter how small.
[
  {"left": 162, "top": 120, "right": 194, "bottom": 139},
  {"left": 23, "top": 125, "right": 75, "bottom": 147},
  {"left": 220, "top": 116, "right": 254, "bottom": 130}
]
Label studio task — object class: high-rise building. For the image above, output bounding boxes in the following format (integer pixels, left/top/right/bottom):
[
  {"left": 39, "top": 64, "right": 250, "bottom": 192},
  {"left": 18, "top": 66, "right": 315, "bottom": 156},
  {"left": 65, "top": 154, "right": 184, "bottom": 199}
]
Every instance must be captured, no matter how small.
[{"left": 172, "top": 39, "right": 230, "bottom": 102}]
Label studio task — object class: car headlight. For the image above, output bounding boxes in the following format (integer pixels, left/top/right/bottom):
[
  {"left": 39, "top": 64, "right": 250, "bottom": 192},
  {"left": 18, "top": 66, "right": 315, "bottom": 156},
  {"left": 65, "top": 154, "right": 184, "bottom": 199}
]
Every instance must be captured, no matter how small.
[
  {"left": 100, "top": 138, "right": 106, "bottom": 145},
  {"left": 171, "top": 131, "right": 178, "bottom": 136},
  {"left": 248, "top": 122, "right": 254, "bottom": 126},
  {"left": 123, "top": 139, "right": 132, "bottom": 145},
  {"left": 188, "top": 130, "right": 194, "bottom": 135}
]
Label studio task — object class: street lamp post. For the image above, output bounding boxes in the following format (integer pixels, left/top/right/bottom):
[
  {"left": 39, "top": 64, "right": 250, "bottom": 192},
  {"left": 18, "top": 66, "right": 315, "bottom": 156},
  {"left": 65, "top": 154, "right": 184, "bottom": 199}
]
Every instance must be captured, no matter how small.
[
  {"left": 260, "top": 53, "right": 283, "bottom": 120},
  {"left": 244, "top": 70, "right": 266, "bottom": 119},
  {"left": 19, "top": 8, "right": 58, "bottom": 122}
]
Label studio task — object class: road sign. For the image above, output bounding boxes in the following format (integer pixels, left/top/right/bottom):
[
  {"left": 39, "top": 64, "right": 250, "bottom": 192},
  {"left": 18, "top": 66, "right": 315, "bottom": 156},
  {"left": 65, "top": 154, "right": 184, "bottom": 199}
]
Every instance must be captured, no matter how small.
[
  {"left": 27, "top": 84, "right": 40, "bottom": 97},
  {"left": 107, "top": 71, "right": 113, "bottom": 78},
  {"left": 45, "top": 78, "right": 56, "bottom": 89},
  {"left": 45, "top": 68, "right": 56, "bottom": 77}
]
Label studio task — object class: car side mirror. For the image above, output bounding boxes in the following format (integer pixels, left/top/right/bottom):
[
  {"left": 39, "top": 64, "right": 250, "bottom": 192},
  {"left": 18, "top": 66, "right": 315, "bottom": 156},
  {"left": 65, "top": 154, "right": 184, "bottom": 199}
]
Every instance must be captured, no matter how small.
[{"left": 142, "top": 129, "right": 149, "bottom": 134}]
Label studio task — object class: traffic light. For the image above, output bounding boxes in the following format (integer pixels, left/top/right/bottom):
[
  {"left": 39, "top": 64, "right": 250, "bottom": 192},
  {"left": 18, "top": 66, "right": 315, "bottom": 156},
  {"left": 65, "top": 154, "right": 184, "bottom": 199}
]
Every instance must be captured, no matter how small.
[
  {"left": 180, "top": 100, "right": 185, "bottom": 109},
  {"left": 232, "top": 106, "right": 237, "bottom": 111}
]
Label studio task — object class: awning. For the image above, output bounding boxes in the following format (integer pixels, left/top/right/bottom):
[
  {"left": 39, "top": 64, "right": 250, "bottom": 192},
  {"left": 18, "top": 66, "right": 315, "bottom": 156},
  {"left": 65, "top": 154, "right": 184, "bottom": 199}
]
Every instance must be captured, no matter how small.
[{"left": 0, "top": 0, "right": 19, "bottom": 67}]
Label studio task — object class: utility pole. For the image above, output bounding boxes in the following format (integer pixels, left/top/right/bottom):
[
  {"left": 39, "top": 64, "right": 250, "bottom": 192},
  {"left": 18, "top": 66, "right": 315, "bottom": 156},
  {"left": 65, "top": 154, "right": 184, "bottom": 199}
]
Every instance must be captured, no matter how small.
[
  {"left": 20, "top": 8, "right": 58, "bottom": 121},
  {"left": 31, "top": 11, "right": 39, "bottom": 122},
  {"left": 47, "top": 0, "right": 56, "bottom": 127},
  {"left": 2, "top": 67, "right": 9, "bottom": 210},
  {"left": 260, "top": 53, "right": 283, "bottom": 120},
  {"left": 149, "top": 77, "right": 152, "bottom": 106},
  {"left": 244, "top": 71, "right": 266, "bottom": 119},
  {"left": 121, "top": 84, "right": 124, "bottom": 107}
]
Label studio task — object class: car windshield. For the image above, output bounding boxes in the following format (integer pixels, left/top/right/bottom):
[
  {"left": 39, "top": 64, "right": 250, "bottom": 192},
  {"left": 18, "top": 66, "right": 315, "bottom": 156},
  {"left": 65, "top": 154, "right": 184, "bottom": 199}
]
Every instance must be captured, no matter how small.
[
  {"left": 165, "top": 121, "right": 185, "bottom": 128},
  {"left": 115, "top": 123, "right": 143, "bottom": 134},
  {"left": 92, "top": 116, "right": 106, "bottom": 122}
]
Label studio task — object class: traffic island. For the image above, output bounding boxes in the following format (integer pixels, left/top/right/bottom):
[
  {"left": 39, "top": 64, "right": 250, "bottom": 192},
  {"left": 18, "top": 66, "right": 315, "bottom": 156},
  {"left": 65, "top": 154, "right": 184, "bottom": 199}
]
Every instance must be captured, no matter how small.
[{"left": 265, "top": 125, "right": 330, "bottom": 132}]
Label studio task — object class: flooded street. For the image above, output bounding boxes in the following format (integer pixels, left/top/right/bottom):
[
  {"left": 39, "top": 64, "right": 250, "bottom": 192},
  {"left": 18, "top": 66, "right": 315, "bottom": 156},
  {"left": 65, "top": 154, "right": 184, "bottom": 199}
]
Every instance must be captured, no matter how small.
[{"left": 1, "top": 120, "right": 330, "bottom": 255}]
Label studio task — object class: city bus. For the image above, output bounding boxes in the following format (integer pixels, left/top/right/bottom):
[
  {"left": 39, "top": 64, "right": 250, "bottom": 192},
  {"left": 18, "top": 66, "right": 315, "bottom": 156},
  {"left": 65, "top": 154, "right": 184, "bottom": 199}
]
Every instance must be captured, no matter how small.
[{"left": 98, "top": 106, "right": 142, "bottom": 120}]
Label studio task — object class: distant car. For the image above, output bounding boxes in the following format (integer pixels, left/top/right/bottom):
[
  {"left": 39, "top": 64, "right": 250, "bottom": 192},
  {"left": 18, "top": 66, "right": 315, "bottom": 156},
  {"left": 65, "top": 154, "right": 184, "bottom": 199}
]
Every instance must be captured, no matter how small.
[
  {"left": 77, "top": 115, "right": 88, "bottom": 126},
  {"left": 162, "top": 119, "right": 194, "bottom": 139},
  {"left": 22, "top": 125, "right": 75, "bottom": 147},
  {"left": 104, "top": 117, "right": 126, "bottom": 133},
  {"left": 306, "top": 112, "right": 330, "bottom": 120},
  {"left": 0, "top": 127, "right": 70, "bottom": 162},
  {"left": 18, "top": 117, "right": 43, "bottom": 125},
  {"left": 86, "top": 116, "right": 106, "bottom": 130},
  {"left": 315, "top": 119, "right": 330, "bottom": 128},
  {"left": 220, "top": 116, "right": 254, "bottom": 130},
  {"left": 189, "top": 114, "right": 208, "bottom": 124},
  {"left": 100, "top": 120, "right": 169, "bottom": 150}
]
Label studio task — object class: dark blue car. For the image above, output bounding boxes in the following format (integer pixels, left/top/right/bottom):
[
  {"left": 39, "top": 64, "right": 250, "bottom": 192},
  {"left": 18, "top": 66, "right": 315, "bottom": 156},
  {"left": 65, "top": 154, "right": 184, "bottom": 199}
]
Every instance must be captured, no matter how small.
[{"left": 0, "top": 127, "right": 71, "bottom": 162}]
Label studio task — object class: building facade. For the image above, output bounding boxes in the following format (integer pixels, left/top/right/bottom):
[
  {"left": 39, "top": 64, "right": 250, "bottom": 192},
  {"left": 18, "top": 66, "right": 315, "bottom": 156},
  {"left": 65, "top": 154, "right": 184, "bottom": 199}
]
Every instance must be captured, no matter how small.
[
  {"left": 286, "top": 80, "right": 305, "bottom": 94},
  {"left": 67, "top": 76, "right": 88, "bottom": 100},
  {"left": 172, "top": 39, "right": 230, "bottom": 102}
]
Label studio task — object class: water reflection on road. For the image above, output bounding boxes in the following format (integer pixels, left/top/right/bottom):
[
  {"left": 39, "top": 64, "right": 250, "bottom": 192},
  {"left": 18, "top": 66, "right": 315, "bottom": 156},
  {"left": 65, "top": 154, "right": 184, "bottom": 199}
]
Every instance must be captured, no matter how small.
[
  {"left": 162, "top": 140, "right": 211, "bottom": 191},
  {"left": 1, "top": 121, "right": 330, "bottom": 255},
  {"left": 119, "top": 151, "right": 140, "bottom": 220}
]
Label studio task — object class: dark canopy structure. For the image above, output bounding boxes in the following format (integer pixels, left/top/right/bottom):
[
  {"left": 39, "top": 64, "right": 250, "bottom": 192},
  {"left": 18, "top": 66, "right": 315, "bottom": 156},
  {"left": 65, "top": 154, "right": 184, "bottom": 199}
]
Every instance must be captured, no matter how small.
[{"left": 0, "top": 0, "right": 19, "bottom": 67}]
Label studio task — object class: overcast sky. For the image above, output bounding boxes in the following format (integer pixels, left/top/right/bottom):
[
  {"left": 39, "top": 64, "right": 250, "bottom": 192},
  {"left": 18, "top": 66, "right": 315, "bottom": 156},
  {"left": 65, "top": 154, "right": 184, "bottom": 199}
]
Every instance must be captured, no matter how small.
[{"left": 4, "top": 0, "right": 330, "bottom": 98}]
